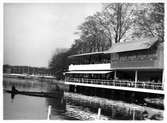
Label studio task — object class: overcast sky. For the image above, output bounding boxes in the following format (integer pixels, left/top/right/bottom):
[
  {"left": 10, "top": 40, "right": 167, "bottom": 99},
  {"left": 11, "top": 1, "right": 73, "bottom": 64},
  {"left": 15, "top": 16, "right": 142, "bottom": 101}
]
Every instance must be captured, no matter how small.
[{"left": 4, "top": 3, "right": 102, "bottom": 67}]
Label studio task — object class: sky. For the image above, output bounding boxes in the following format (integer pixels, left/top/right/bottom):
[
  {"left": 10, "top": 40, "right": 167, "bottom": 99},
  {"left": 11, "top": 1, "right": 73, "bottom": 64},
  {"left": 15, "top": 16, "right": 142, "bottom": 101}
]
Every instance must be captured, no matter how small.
[{"left": 4, "top": 3, "right": 102, "bottom": 67}]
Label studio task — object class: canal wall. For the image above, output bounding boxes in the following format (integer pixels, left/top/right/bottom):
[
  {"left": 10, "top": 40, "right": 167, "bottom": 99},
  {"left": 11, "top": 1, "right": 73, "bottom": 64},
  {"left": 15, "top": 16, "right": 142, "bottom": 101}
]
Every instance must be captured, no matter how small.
[
  {"left": 64, "top": 92, "right": 163, "bottom": 120},
  {"left": 68, "top": 85, "right": 164, "bottom": 109}
]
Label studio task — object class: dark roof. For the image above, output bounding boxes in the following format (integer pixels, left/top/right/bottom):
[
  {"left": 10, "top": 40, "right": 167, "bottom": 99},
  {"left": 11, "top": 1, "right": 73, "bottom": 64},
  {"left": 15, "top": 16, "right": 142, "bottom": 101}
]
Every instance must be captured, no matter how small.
[
  {"left": 68, "top": 51, "right": 104, "bottom": 58},
  {"left": 104, "top": 38, "right": 158, "bottom": 54},
  {"left": 68, "top": 38, "right": 158, "bottom": 58}
]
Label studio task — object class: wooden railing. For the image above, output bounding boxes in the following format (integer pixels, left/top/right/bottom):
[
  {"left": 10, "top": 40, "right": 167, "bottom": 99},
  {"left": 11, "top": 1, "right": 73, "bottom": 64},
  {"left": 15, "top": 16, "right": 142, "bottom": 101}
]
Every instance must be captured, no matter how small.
[{"left": 65, "top": 78, "right": 163, "bottom": 90}]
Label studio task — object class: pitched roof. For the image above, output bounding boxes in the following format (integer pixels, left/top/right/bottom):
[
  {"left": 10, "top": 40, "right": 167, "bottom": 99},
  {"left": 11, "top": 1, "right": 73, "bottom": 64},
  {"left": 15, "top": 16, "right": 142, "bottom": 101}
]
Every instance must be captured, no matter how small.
[
  {"left": 104, "top": 38, "right": 158, "bottom": 54},
  {"left": 68, "top": 38, "right": 158, "bottom": 58}
]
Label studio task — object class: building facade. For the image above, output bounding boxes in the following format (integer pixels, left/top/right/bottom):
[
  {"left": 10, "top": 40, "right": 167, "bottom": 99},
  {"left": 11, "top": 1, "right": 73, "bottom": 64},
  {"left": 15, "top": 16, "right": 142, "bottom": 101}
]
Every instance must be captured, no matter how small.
[{"left": 65, "top": 38, "right": 164, "bottom": 95}]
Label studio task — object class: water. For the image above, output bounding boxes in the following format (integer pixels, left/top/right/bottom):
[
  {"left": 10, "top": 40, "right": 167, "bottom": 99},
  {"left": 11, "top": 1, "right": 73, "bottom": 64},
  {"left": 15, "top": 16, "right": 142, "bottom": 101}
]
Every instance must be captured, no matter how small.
[
  {"left": 3, "top": 77, "right": 163, "bottom": 120},
  {"left": 3, "top": 78, "right": 76, "bottom": 120}
]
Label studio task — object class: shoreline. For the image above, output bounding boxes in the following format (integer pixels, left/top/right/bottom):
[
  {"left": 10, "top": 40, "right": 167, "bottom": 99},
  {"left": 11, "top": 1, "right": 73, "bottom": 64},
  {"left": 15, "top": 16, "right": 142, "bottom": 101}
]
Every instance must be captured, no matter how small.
[
  {"left": 3, "top": 76, "right": 164, "bottom": 120},
  {"left": 64, "top": 92, "right": 163, "bottom": 120}
]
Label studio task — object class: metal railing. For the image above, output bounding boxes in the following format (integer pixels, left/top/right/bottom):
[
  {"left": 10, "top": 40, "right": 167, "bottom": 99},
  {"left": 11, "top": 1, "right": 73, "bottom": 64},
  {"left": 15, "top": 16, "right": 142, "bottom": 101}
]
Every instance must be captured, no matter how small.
[{"left": 65, "top": 78, "right": 163, "bottom": 90}]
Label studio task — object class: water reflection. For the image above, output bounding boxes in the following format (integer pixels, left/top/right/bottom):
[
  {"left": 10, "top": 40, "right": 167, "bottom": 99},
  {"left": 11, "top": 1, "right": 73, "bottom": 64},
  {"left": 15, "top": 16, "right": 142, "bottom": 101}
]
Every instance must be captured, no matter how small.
[
  {"left": 4, "top": 92, "right": 48, "bottom": 119},
  {"left": 11, "top": 93, "right": 15, "bottom": 101},
  {"left": 3, "top": 78, "right": 78, "bottom": 120},
  {"left": 45, "top": 88, "right": 66, "bottom": 119}
]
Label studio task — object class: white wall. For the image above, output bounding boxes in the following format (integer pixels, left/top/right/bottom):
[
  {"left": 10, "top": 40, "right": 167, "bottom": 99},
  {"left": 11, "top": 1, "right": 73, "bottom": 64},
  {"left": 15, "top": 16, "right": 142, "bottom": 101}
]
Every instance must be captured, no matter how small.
[{"left": 69, "top": 63, "right": 111, "bottom": 71}]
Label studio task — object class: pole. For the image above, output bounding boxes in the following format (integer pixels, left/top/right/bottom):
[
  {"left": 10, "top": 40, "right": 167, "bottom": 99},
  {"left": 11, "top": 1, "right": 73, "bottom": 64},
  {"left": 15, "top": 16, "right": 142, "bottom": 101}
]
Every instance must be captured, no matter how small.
[
  {"left": 132, "top": 106, "right": 138, "bottom": 120},
  {"left": 133, "top": 108, "right": 135, "bottom": 120},
  {"left": 135, "top": 70, "right": 138, "bottom": 88},
  {"left": 47, "top": 105, "right": 52, "bottom": 120},
  {"left": 97, "top": 107, "right": 101, "bottom": 120},
  {"left": 74, "top": 85, "right": 77, "bottom": 93},
  {"left": 114, "top": 71, "right": 117, "bottom": 80}
]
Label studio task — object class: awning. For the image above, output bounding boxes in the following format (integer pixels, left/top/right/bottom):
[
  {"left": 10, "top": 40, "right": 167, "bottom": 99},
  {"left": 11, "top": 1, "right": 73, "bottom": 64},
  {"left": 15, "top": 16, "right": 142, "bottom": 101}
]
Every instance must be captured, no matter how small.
[
  {"left": 104, "top": 38, "right": 157, "bottom": 54},
  {"left": 64, "top": 71, "right": 112, "bottom": 74}
]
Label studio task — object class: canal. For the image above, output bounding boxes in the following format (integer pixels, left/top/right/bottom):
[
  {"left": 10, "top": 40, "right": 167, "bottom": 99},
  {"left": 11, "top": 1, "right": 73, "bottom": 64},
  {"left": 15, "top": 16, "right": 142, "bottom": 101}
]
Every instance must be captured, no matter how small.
[{"left": 3, "top": 77, "right": 163, "bottom": 120}]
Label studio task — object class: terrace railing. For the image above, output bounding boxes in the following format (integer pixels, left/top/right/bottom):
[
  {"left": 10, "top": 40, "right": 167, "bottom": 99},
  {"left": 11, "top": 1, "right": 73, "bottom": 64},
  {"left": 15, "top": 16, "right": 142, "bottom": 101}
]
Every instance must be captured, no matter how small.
[{"left": 65, "top": 78, "right": 163, "bottom": 90}]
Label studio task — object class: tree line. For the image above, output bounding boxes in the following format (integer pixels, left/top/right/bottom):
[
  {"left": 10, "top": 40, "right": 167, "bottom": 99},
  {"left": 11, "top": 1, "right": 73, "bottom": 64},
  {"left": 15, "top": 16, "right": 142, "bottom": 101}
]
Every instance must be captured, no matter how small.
[
  {"left": 3, "top": 64, "right": 52, "bottom": 75},
  {"left": 49, "top": 3, "right": 164, "bottom": 80}
]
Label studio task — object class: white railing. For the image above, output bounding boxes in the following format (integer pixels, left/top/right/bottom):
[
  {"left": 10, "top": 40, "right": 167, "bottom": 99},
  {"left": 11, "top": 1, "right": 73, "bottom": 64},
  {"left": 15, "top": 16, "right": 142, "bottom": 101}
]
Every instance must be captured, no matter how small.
[
  {"left": 69, "top": 63, "right": 111, "bottom": 71},
  {"left": 65, "top": 78, "right": 163, "bottom": 90}
]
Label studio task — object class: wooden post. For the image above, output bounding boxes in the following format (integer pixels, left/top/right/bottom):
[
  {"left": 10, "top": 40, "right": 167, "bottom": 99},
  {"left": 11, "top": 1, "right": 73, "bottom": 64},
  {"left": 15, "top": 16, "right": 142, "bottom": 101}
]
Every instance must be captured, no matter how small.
[
  {"left": 47, "top": 105, "right": 52, "bottom": 120},
  {"left": 132, "top": 106, "right": 138, "bottom": 120},
  {"left": 97, "top": 107, "right": 101, "bottom": 120},
  {"left": 133, "top": 108, "right": 135, "bottom": 120},
  {"left": 135, "top": 70, "right": 138, "bottom": 88},
  {"left": 114, "top": 71, "right": 117, "bottom": 80},
  {"left": 74, "top": 85, "right": 77, "bottom": 93}
]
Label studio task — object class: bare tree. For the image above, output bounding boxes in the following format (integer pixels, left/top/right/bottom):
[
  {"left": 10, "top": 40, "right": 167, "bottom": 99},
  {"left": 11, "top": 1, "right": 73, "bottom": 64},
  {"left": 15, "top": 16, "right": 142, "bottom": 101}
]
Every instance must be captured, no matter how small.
[
  {"left": 94, "top": 3, "right": 135, "bottom": 45},
  {"left": 133, "top": 3, "right": 164, "bottom": 42},
  {"left": 77, "top": 16, "right": 109, "bottom": 53}
]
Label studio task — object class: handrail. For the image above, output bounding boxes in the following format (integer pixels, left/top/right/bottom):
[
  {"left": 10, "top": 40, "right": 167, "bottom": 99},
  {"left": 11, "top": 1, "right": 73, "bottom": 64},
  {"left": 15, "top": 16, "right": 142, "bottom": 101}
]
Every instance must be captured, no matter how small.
[{"left": 65, "top": 78, "right": 163, "bottom": 90}]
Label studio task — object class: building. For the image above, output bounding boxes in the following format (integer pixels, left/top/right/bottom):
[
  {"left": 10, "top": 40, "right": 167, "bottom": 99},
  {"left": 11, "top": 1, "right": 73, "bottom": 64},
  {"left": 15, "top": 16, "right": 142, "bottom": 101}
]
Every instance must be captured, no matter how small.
[{"left": 64, "top": 38, "right": 164, "bottom": 96}]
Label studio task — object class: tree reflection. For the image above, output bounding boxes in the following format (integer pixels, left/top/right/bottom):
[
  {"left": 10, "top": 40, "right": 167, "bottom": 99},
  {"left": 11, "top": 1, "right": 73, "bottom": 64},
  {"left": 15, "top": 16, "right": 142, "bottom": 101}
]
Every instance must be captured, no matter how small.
[{"left": 45, "top": 87, "right": 66, "bottom": 118}]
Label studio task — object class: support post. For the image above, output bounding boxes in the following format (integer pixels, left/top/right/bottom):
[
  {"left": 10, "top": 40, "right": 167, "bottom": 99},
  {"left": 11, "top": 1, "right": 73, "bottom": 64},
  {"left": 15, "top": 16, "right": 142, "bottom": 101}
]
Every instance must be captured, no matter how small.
[
  {"left": 74, "top": 85, "right": 77, "bottom": 93},
  {"left": 132, "top": 106, "right": 138, "bottom": 120},
  {"left": 135, "top": 70, "right": 138, "bottom": 88},
  {"left": 97, "top": 107, "right": 101, "bottom": 120},
  {"left": 133, "top": 108, "right": 135, "bottom": 120},
  {"left": 114, "top": 71, "right": 117, "bottom": 86},
  {"left": 114, "top": 71, "right": 117, "bottom": 80}
]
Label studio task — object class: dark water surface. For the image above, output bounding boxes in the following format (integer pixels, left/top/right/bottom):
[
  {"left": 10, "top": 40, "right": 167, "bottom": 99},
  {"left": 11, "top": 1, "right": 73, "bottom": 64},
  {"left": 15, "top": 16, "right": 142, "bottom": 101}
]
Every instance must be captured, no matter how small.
[
  {"left": 3, "top": 78, "right": 78, "bottom": 120},
  {"left": 3, "top": 77, "right": 162, "bottom": 120}
]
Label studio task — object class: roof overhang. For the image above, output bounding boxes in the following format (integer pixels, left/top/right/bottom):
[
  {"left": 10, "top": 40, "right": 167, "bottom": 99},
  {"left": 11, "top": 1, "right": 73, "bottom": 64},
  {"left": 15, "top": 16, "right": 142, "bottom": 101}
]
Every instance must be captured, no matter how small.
[
  {"left": 68, "top": 51, "right": 104, "bottom": 58},
  {"left": 64, "top": 71, "right": 112, "bottom": 74},
  {"left": 110, "top": 67, "right": 163, "bottom": 71}
]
